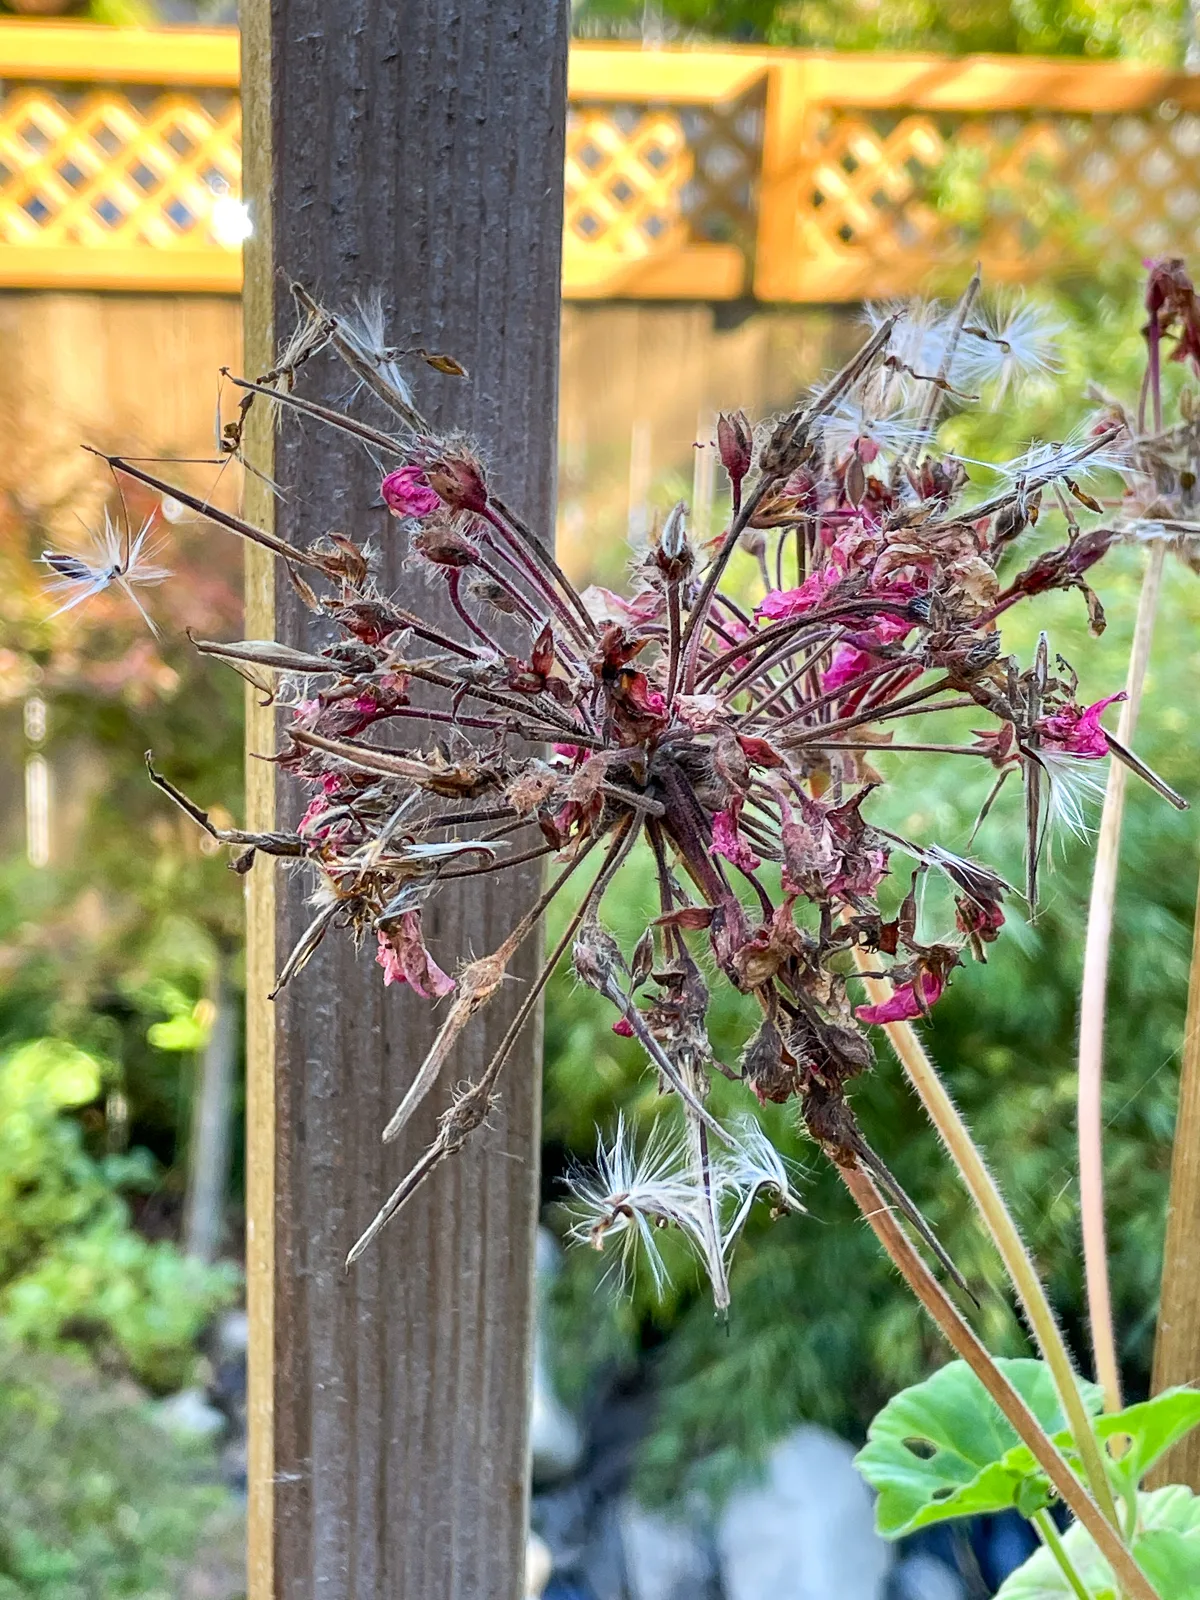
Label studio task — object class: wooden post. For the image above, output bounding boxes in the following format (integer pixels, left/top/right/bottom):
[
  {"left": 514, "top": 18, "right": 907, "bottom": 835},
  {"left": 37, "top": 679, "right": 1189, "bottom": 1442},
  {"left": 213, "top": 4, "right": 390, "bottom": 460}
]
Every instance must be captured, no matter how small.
[
  {"left": 240, "top": 4, "right": 568, "bottom": 1595},
  {"left": 1151, "top": 859, "right": 1200, "bottom": 1491}
]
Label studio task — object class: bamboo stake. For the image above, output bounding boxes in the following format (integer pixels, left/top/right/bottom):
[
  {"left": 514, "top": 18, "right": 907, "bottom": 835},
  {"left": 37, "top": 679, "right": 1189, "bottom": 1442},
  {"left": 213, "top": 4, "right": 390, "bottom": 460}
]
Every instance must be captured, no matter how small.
[
  {"left": 1078, "top": 540, "right": 1166, "bottom": 1414},
  {"left": 840, "top": 1164, "right": 1159, "bottom": 1600}
]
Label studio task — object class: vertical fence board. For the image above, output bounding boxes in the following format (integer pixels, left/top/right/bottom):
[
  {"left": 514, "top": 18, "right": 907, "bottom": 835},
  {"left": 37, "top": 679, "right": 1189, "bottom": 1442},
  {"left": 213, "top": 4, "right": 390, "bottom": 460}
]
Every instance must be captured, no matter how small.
[{"left": 241, "top": 2, "right": 568, "bottom": 1594}]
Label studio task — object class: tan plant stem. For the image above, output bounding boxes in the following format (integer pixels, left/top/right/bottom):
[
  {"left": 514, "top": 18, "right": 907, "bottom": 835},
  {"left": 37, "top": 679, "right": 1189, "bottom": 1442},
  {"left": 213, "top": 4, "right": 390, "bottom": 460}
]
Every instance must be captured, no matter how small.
[
  {"left": 1078, "top": 539, "right": 1166, "bottom": 1414},
  {"left": 852, "top": 947, "right": 1122, "bottom": 1529},
  {"left": 839, "top": 1163, "right": 1158, "bottom": 1600}
]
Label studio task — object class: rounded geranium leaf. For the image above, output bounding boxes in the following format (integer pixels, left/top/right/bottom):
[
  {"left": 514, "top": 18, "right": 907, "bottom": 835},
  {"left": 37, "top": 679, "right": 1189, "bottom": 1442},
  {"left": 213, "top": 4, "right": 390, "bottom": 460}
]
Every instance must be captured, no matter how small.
[{"left": 854, "top": 1358, "right": 1103, "bottom": 1537}]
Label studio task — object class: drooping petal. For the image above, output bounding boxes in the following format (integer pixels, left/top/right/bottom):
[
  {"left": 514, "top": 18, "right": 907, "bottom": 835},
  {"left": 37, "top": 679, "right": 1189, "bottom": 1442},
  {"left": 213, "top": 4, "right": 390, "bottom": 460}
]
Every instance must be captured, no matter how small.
[
  {"left": 712, "top": 800, "right": 761, "bottom": 873},
  {"left": 376, "top": 913, "right": 455, "bottom": 999},
  {"left": 855, "top": 968, "right": 945, "bottom": 1026},
  {"left": 1038, "top": 691, "right": 1126, "bottom": 758}
]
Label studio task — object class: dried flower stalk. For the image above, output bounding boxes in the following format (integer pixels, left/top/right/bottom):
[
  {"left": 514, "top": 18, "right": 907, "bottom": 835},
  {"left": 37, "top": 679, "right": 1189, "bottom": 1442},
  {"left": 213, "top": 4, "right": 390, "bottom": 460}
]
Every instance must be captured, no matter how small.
[{"left": 57, "top": 278, "right": 1187, "bottom": 1575}]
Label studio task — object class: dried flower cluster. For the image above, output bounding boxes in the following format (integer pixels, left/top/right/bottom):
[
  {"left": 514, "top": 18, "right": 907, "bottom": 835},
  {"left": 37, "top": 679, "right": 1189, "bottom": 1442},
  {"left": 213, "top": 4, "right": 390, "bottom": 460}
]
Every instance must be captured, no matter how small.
[{"left": 68, "top": 271, "right": 1188, "bottom": 1302}]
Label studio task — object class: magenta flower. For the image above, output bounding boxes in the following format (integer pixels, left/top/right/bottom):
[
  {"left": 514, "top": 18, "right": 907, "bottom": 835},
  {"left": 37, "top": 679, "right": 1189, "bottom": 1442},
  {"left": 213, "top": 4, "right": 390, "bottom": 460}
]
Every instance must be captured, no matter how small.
[
  {"left": 375, "top": 915, "right": 455, "bottom": 999},
  {"left": 1038, "top": 692, "right": 1126, "bottom": 758},
  {"left": 856, "top": 969, "right": 946, "bottom": 1026},
  {"left": 381, "top": 465, "right": 440, "bottom": 518}
]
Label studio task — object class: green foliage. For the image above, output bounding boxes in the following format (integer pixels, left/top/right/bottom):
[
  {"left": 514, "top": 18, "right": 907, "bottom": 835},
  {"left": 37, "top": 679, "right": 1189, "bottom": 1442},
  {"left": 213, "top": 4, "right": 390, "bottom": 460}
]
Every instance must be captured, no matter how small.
[
  {"left": 0, "top": 1037, "right": 237, "bottom": 1391},
  {"left": 855, "top": 1357, "right": 1200, "bottom": 1551},
  {"left": 854, "top": 1358, "right": 1103, "bottom": 1536},
  {"left": 996, "top": 1486, "right": 1200, "bottom": 1599},
  {"left": 1092, "top": 1391, "right": 1200, "bottom": 1497},
  {"left": 0, "top": 1342, "right": 229, "bottom": 1600},
  {"left": 543, "top": 271, "right": 1200, "bottom": 1506},
  {"left": 573, "top": 0, "right": 1190, "bottom": 64}
]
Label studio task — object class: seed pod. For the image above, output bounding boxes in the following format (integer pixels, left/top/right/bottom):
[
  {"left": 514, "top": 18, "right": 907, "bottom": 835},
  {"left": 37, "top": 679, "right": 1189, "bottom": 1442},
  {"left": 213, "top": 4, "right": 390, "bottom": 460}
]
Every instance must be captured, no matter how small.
[
  {"left": 653, "top": 500, "right": 694, "bottom": 583},
  {"left": 572, "top": 918, "right": 625, "bottom": 994},
  {"left": 426, "top": 455, "right": 489, "bottom": 514}
]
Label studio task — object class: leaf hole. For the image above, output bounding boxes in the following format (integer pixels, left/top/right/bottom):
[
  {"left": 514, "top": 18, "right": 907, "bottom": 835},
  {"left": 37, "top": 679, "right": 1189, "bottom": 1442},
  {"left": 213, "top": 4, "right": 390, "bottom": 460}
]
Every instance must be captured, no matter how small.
[
  {"left": 902, "top": 1436, "right": 938, "bottom": 1460},
  {"left": 1105, "top": 1432, "right": 1133, "bottom": 1461},
  {"left": 931, "top": 1486, "right": 956, "bottom": 1501}
]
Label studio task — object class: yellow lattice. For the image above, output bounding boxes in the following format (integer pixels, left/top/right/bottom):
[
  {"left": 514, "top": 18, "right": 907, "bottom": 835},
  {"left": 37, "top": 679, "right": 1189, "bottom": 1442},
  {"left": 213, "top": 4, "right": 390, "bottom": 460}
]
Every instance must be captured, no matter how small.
[
  {"left": 3, "top": 27, "right": 1200, "bottom": 300},
  {"left": 0, "top": 86, "right": 241, "bottom": 254},
  {"left": 566, "top": 107, "right": 692, "bottom": 259}
]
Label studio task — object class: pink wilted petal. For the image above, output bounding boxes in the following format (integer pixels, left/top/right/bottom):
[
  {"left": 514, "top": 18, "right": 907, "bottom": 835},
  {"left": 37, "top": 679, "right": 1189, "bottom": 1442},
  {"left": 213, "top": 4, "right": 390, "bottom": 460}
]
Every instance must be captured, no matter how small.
[
  {"left": 712, "top": 800, "right": 761, "bottom": 873},
  {"left": 758, "top": 566, "right": 839, "bottom": 621},
  {"left": 1038, "top": 691, "right": 1126, "bottom": 758},
  {"left": 610, "top": 1017, "right": 634, "bottom": 1037},
  {"left": 375, "top": 913, "right": 455, "bottom": 999},
  {"left": 298, "top": 792, "right": 331, "bottom": 840},
  {"left": 381, "top": 466, "right": 440, "bottom": 519},
  {"left": 820, "top": 644, "right": 876, "bottom": 695},
  {"left": 856, "top": 969, "right": 945, "bottom": 1026},
  {"left": 619, "top": 672, "right": 666, "bottom": 719},
  {"left": 376, "top": 929, "right": 406, "bottom": 986}
]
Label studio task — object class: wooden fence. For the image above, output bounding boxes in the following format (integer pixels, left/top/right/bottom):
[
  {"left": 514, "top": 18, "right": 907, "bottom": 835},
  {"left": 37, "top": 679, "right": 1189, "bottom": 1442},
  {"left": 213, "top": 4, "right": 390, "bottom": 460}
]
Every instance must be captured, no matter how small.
[{"left": 3, "top": 21, "right": 1200, "bottom": 300}]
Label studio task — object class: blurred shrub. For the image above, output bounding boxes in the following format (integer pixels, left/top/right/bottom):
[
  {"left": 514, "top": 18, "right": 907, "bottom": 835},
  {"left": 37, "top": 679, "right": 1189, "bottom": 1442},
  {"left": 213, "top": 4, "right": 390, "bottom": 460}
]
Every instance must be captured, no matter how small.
[
  {"left": 0, "top": 1341, "right": 228, "bottom": 1600},
  {"left": 0, "top": 1037, "right": 237, "bottom": 1391},
  {"left": 573, "top": 0, "right": 1189, "bottom": 64}
]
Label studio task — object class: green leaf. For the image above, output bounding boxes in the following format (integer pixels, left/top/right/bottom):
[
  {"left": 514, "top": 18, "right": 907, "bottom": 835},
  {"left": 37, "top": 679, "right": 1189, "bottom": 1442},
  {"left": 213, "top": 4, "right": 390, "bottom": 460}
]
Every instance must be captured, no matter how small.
[
  {"left": 1095, "top": 1389, "right": 1200, "bottom": 1492},
  {"left": 996, "top": 1486, "right": 1200, "bottom": 1599},
  {"left": 1001, "top": 1386, "right": 1200, "bottom": 1498},
  {"left": 854, "top": 1358, "right": 1103, "bottom": 1537}
]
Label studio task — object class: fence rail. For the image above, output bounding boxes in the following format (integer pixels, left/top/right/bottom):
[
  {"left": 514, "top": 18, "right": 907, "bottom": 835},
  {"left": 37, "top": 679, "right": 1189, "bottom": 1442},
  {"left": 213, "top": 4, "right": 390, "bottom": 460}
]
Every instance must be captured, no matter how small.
[{"left": 2, "top": 21, "right": 1200, "bottom": 299}]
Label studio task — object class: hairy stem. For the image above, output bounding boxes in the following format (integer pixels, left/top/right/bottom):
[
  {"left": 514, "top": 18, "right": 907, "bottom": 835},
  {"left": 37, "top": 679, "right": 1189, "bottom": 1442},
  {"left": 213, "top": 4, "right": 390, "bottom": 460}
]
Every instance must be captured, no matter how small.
[
  {"left": 840, "top": 1164, "right": 1156, "bottom": 1600},
  {"left": 1078, "top": 539, "right": 1166, "bottom": 1413},
  {"left": 852, "top": 948, "right": 1122, "bottom": 1530}
]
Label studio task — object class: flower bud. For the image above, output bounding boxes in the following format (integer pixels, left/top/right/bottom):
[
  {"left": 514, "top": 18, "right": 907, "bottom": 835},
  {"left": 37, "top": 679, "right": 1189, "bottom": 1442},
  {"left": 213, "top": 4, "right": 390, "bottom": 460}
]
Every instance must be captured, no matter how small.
[
  {"left": 572, "top": 918, "right": 624, "bottom": 994},
  {"left": 717, "top": 411, "right": 753, "bottom": 490},
  {"left": 413, "top": 521, "right": 478, "bottom": 568},
  {"left": 652, "top": 500, "right": 694, "bottom": 583},
  {"left": 381, "top": 465, "right": 439, "bottom": 518}
]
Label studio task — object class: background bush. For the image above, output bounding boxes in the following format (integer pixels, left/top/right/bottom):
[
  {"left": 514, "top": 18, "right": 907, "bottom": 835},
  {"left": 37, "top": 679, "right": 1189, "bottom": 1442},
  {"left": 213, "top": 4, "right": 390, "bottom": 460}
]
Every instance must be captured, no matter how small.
[{"left": 0, "top": 1342, "right": 228, "bottom": 1600}]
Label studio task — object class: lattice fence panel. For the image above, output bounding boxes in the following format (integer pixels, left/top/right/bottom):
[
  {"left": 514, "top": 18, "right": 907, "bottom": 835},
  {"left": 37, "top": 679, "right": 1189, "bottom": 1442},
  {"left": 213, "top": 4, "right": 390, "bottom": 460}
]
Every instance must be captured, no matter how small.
[
  {"left": 798, "top": 104, "right": 1200, "bottom": 282},
  {"left": 0, "top": 83, "right": 241, "bottom": 252},
  {"left": 564, "top": 90, "right": 763, "bottom": 263}
]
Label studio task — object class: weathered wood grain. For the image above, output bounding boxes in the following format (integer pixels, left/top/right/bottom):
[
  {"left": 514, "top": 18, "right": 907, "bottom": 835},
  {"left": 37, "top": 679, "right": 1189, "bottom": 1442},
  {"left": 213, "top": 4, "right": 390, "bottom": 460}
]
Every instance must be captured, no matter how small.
[{"left": 241, "top": 3, "right": 568, "bottom": 1594}]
